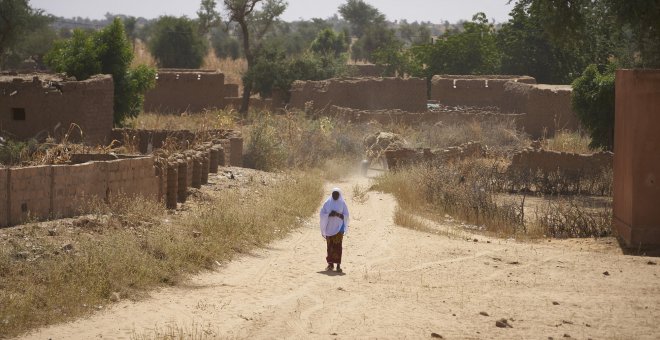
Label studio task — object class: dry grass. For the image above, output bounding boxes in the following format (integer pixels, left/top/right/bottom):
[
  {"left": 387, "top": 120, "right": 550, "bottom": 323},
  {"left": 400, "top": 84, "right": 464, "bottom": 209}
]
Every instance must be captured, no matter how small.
[
  {"left": 0, "top": 171, "right": 323, "bottom": 338},
  {"left": 127, "top": 110, "right": 240, "bottom": 131},
  {"left": 375, "top": 158, "right": 611, "bottom": 239},
  {"left": 131, "top": 40, "right": 158, "bottom": 68},
  {"left": 131, "top": 322, "right": 218, "bottom": 340},
  {"left": 542, "top": 130, "right": 598, "bottom": 154},
  {"left": 202, "top": 52, "right": 246, "bottom": 89}
]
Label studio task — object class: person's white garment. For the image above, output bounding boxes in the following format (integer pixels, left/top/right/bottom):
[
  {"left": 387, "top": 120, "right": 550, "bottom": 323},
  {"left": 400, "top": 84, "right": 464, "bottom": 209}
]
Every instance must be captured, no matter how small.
[{"left": 319, "top": 188, "right": 350, "bottom": 237}]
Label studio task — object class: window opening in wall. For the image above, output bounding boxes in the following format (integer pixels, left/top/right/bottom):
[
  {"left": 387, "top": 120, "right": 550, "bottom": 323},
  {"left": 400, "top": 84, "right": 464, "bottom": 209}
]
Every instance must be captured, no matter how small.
[{"left": 12, "top": 108, "right": 26, "bottom": 121}]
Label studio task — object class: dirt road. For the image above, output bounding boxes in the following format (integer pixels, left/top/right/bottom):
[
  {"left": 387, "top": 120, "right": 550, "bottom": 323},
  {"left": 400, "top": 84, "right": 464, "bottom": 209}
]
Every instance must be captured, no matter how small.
[{"left": 20, "top": 173, "right": 660, "bottom": 339}]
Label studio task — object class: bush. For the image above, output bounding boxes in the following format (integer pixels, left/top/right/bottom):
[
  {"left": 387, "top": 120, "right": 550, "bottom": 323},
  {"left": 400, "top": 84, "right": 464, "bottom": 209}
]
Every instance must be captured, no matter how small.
[
  {"left": 45, "top": 18, "right": 156, "bottom": 125},
  {"left": 148, "top": 16, "right": 208, "bottom": 69},
  {"left": 571, "top": 63, "right": 616, "bottom": 151}
]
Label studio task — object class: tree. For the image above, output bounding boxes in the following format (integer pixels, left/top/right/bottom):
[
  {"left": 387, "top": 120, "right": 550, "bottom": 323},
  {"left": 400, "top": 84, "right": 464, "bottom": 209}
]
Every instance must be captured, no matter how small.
[
  {"left": 497, "top": 1, "right": 589, "bottom": 83},
  {"left": 398, "top": 20, "right": 432, "bottom": 46},
  {"left": 571, "top": 63, "right": 616, "bottom": 150},
  {"left": 0, "top": 0, "right": 51, "bottom": 68},
  {"left": 198, "top": 0, "right": 221, "bottom": 35},
  {"left": 351, "top": 24, "right": 399, "bottom": 62},
  {"left": 210, "top": 26, "right": 241, "bottom": 59},
  {"left": 223, "top": 0, "right": 286, "bottom": 115},
  {"left": 46, "top": 18, "right": 156, "bottom": 125},
  {"left": 310, "top": 28, "right": 348, "bottom": 57},
  {"left": 122, "top": 16, "right": 138, "bottom": 49},
  {"left": 422, "top": 13, "right": 501, "bottom": 76},
  {"left": 149, "top": 16, "right": 208, "bottom": 69},
  {"left": 338, "top": 0, "right": 385, "bottom": 38}
]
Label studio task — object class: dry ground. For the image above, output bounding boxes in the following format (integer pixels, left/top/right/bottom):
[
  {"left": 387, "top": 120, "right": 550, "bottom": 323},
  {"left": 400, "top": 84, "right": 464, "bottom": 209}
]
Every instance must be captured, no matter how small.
[{"left": 17, "top": 171, "right": 660, "bottom": 340}]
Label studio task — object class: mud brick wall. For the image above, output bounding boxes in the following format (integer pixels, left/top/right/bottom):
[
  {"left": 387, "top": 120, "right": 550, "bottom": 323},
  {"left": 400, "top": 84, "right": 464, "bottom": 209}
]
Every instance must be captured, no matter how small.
[
  {"left": 143, "top": 69, "right": 225, "bottom": 113},
  {"left": 224, "top": 97, "right": 273, "bottom": 111},
  {"left": 326, "top": 105, "right": 525, "bottom": 126},
  {"left": 430, "top": 75, "right": 536, "bottom": 108},
  {"left": 507, "top": 149, "right": 613, "bottom": 178},
  {"left": 614, "top": 70, "right": 660, "bottom": 247},
  {"left": 0, "top": 157, "right": 159, "bottom": 227},
  {"left": 289, "top": 77, "right": 428, "bottom": 113},
  {"left": 502, "top": 83, "right": 580, "bottom": 138},
  {"left": 0, "top": 74, "right": 114, "bottom": 145},
  {"left": 109, "top": 128, "right": 241, "bottom": 155},
  {"left": 385, "top": 142, "right": 485, "bottom": 170}
]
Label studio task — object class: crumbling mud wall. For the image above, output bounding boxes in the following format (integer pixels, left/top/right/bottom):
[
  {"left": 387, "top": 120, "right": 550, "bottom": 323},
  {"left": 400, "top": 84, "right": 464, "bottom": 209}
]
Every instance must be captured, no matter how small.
[
  {"left": 614, "top": 70, "right": 660, "bottom": 247},
  {"left": 0, "top": 157, "right": 158, "bottom": 227},
  {"left": 326, "top": 105, "right": 525, "bottom": 126},
  {"left": 502, "top": 83, "right": 580, "bottom": 138},
  {"left": 144, "top": 69, "right": 226, "bottom": 113},
  {"left": 385, "top": 142, "right": 486, "bottom": 170},
  {"left": 0, "top": 73, "right": 114, "bottom": 145},
  {"left": 430, "top": 75, "right": 536, "bottom": 107},
  {"left": 508, "top": 149, "right": 613, "bottom": 178},
  {"left": 289, "top": 77, "right": 428, "bottom": 112},
  {"left": 224, "top": 84, "right": 239, "bottom": 98}
]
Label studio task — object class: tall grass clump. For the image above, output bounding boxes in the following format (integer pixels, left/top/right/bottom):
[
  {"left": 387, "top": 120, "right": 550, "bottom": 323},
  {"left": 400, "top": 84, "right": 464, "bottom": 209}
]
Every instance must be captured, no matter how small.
[
  {"left": 243, "top": 112, "right": 371, "bottom": 171},
  {"left": 542, "top": 130, "right": 598, "bottom": 154},
  {"left": 376, "top": 158, "right": 612, "bottom": 238},
  {"left": 375, "top": 159, "right": 526, "bottom": 236},
  {"left": 0, "top": 173, "right": 322, "bottom": 337}
]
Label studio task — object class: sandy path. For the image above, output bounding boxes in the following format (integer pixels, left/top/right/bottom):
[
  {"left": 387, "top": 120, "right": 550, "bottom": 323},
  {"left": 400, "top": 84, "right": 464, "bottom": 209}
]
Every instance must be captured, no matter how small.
[{"left": 19, "top": 172, "right": 660, "bottom": 340}]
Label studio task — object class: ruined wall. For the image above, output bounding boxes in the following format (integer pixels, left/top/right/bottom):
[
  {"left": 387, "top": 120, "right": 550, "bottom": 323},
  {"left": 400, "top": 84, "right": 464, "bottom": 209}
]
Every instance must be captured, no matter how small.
[
  {"left": 289, "top": 77, "right": 428, "bottom": 112},
  {"left": 144, "top": 69, "right": 225, "bottom": 113},
  {"left": 224, "top": 97, "right": 273, "bottom": 111},
  {"left": 430, "top": 75, "right": 536, "bottom": 107},
  {"left": 385, "top": 142, "right": 486, "bottom": 170},
  {"left": 110, "top": 128, "right": 243, "bottom": 167},
  {"left": 508, "top": 149, "right": 613, "bottom": 178},
  {"left": 502, "top": 83, "right": 580, "bottom": 138},
  {"left": 614, "top": 70, "right": 660, "bottom": 247},
  {"left": 326, "top": 105, "right": 525, "bottom": 126},
  {"left": 0, "top": 74, "right": 114, "bottom": 145},
  {"left": 0, "top": 157, "right": 158, "bottom": 227}
]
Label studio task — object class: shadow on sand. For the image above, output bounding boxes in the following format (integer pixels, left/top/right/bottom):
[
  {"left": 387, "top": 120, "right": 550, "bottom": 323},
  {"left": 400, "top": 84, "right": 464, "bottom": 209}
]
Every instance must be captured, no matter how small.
[{"left": 317, "top": 270, "right": 346, "bottom": 277}]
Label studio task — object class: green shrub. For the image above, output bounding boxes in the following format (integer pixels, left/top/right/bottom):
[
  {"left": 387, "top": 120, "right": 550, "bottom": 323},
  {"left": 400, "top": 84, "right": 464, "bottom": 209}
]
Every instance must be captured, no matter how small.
[
  {"left": 148, "top": 16, "right": 208, "bottom": 69},
  {"left": 571, "top": 63, "right": 616, "bottom": 151}
]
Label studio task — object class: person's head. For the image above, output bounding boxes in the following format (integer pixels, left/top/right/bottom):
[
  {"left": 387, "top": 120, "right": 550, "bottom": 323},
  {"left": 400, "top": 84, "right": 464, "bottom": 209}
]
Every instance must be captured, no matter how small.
[{"left": 332, "top": 190, "right": 340, "bottom": 201}]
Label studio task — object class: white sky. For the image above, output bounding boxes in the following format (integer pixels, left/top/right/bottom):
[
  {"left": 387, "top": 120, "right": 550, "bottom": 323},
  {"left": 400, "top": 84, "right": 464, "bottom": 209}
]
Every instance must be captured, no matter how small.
[{"left": 30, "top": 0, "right": 515, "bottom": 23}]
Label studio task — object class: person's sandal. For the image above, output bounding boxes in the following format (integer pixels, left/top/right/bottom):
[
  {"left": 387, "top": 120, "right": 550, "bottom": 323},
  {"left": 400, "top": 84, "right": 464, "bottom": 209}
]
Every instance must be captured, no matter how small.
[
  {"left": 336, "top": 265, "right": 343, "bottom": 273},
  {"left": 325, "top": 264, "right": 334, "bottom": 271}
]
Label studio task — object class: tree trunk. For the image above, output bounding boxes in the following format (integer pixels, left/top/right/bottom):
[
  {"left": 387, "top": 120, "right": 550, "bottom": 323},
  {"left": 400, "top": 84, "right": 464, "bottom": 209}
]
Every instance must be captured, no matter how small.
[{"left": 238, "top": 19, "right": 252, "bottom": 117}]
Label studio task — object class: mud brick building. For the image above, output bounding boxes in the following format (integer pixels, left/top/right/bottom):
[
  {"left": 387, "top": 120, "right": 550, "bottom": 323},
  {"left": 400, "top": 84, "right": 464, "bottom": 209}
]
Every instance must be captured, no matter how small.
[{"left": 0, "top": 73, "right": 114, "bottom": 145}]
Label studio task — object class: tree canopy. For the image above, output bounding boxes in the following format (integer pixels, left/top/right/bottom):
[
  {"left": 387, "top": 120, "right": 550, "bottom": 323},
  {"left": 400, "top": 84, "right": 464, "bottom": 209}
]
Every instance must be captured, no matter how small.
[{"left": 148, "top": 16, "right": 208, "bottom": 68}]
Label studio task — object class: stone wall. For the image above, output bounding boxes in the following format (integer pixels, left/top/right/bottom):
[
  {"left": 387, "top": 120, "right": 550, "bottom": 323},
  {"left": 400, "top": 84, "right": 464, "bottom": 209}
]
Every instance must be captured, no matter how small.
[
  {"left": 385, "top": 142, "right": 486, "bottom": 170},
  {"left": 289, "top": 77, "right": 428, "bottom": 113},
  {"left": 144, "top": 69, "right": 225, "bottom": 113},
  {"left": 502, "top": 83, "right": 580, "bottom": 138},
  {"left": 0, "top": 157, "right": 158, "bottom": 227},
  {"left": 430, "top": 75, "right": 536, "bottom": 107},
  {"left": 614, "top": 69, "right": 660, "bottom": 247},
  {"left": 0, "top": 73, "right": 114, "bottom": 145}
]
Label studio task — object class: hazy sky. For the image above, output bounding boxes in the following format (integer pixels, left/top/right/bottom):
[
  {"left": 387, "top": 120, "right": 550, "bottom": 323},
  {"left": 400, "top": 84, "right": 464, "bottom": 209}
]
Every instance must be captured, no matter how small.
[{"left": 30, "top": 0, "right": 515, "bottom": 23}]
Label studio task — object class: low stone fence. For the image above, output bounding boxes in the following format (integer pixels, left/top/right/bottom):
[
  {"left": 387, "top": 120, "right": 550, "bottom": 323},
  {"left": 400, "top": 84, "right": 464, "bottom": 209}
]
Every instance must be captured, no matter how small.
[{"left": 385, "top": 142, "right": 486, "bottom": 170}]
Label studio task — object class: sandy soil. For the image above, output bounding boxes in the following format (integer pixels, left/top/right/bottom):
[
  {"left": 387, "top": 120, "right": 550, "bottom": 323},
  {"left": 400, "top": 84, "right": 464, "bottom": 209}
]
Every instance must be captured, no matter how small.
[{"left": 19, "top": 171, "right": 660, "bottom": 340}]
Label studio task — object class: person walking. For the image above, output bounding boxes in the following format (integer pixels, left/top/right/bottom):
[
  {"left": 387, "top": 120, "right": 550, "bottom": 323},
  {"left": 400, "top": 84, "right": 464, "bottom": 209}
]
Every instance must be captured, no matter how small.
[{"left": 320, "top": 188, "right": 350, "bottom": 273}]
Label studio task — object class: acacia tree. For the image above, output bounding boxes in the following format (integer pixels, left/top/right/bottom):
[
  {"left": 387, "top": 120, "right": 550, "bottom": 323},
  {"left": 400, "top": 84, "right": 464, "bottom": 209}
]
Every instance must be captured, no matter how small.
[
  {"left": 223, "top": 0, "right": 286, "bottom": 115},
  {"left": 0, "top": 0, "right": 49, "bottom": 68}
]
